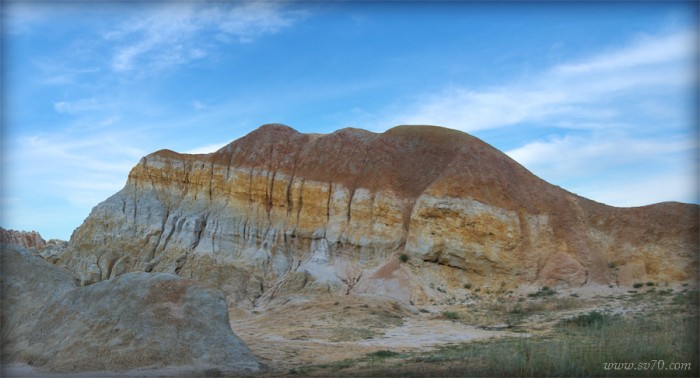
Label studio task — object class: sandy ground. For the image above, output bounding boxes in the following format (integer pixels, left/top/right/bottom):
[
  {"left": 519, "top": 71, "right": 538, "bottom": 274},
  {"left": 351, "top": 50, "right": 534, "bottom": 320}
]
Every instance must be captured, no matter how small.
[
  {"left": 5, "top": 282, "right": 695, "bottom": 377},
  {"left": 232, "top": 282, "right": 698, "bottom": 375},
  {"left": 229, "top": 295, "right": 520, "bottom": 373}
]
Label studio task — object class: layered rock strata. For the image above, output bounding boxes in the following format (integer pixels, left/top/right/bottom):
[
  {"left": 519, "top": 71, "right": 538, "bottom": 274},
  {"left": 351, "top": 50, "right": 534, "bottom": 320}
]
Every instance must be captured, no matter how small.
[
  {"left": 0, "top": 227, "right": 46, "bottom": 249},
  {"left": 0, "top": 244, "right": 261, "bottom": 374},
  {"left": 60, "top": 124, "right": 699, "bottom": 304}
]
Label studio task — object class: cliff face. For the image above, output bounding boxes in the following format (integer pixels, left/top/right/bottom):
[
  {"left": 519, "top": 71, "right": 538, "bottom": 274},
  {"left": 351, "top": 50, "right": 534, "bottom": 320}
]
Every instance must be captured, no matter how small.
[{"left": 62, "top": 124, "right": 699, "bottom": 305}]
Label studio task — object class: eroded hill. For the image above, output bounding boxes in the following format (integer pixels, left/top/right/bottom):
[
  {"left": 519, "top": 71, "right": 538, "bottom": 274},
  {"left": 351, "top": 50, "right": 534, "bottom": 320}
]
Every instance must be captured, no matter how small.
[{"left": 56, "top": 124, "right": 698, "bottom": 306}]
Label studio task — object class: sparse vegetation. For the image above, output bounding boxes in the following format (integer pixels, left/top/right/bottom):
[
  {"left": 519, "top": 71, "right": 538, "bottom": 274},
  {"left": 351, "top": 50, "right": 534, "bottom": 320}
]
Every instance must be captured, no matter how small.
[
  {"left": 559, "top": 311, "right": 610, "bottom": 328},
  {"left": 278, "top": 284, "right": 699, "bottom": 378},
  {"left": 608, "top": 261, "right": 617, "bottom": 269},
  {"left": 307, "top": 310, "right": 698, "bottom": 377},
  {"left": 673, "top": 290, "right": 699, "bottom": 307},
  {"left": 442, "top": 311, "right": 460, "bottom": 320},
  {"left": 527, "top": 286, "right": 557, "bottom": 298},
  {"left": 368, "top": 350, "right": 400, "bottom": 359}
]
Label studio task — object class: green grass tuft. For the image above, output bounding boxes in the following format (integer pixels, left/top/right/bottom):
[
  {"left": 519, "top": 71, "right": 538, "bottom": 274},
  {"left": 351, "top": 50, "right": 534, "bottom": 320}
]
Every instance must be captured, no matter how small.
[
  {"left": 442, "top": 311, "right": 460, "bottom": 320},
  {"left": 527, "top": 286, "right": 557, "bottom": 298},
  {"left": 368, "top": 350, "right": 400, "bottom": 359},
  {"left": 559, "top": 311, "right": 610, "bottom": 328}
]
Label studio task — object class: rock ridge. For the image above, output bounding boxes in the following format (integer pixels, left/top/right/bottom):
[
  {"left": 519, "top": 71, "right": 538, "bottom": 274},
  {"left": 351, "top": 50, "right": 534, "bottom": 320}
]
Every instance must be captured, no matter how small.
[{"left": 0, "top": 227, "right": 46, "bottom": 249}]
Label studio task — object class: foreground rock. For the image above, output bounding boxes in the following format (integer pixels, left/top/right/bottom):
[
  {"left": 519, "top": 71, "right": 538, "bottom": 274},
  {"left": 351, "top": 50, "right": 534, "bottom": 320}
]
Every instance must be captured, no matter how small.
[
  {"left": 0, "top": 244, "right": 261, "bottom": 375},
  {"left": 60, "top": 124, "right": 698, "bottom": 305}
]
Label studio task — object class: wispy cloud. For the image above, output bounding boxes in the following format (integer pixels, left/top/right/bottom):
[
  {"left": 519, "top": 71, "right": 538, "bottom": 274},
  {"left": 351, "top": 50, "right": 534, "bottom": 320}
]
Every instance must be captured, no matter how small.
[
  {"left": 506, "top": 133, "right": 695, "bottom": 184},
  {"left": 3, "top": 129, "right": 150, "bottom": 237},
  {"left": 574, "top": 172, "right": 698, "bottom": 208},
  {"left": 183, "top": 142, "right": 228, "bottom": 154},
  {"left": 53, "top": 98, "right": 105, "bottom": 114},
  {"left": 554, "top": 30, "right": 695, "bottom": 75},
  {"left": 192, "top": 100, "right": 207, "bottom": 111},
  {"left": 389, "top": 29, "right": 696, "bottom": 132},
  {"left": 106, "top": 2, "right": 306, "bottom": 74}
]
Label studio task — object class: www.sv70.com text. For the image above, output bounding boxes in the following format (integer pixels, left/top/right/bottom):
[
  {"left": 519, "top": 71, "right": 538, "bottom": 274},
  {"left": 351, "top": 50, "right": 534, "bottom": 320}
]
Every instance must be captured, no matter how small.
[{"left": 603, "top": 360, "right": 691, "bottom": 371}]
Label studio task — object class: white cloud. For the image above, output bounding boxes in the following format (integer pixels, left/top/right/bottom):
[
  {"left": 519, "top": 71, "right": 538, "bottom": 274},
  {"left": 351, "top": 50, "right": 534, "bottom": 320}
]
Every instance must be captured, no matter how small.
[
  {"left": 183, "top": 142, "right": 227, "bottom": 154},
  {"left": 573, "top": 172, "right": 698, "bottom": 208},
  {"left": 37, "top": 66, "right": 101, "bottom": 86},
  {"left": 554, "top": 30, "right": 696, "bottom": 75},
  {"left": 107, "top": 2, "right": 305, "bottom": 74},
  {"left": 53, "top": 98, "right": 104, "bottom": 114},
  {"left": 506, "top": 134, "right": 694, "bottom": 177},
  {"left": 504, "top": 132, "right": 698, "bottom": 207},
  {"left": 217, "top": 1, "right": 299, "bottom": 42},
  {"left": 3, "top": 129, "right": 150, "bottom": 238},
  {"left": 192, "top": 100, "right": 207, "bottom": 111}
]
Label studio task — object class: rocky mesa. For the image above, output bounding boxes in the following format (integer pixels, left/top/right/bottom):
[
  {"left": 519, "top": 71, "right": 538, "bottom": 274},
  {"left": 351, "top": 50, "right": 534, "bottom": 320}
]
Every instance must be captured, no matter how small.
[{"left": 58, "top": 124, "right": 698, "bottom": 305}]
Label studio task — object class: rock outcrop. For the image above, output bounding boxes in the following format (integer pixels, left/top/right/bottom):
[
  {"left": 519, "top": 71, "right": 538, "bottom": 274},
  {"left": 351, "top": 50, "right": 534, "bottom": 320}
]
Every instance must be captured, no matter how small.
[
  {"left": 0, "top": 228, "right": 46, "bottom": 249},
  {"left": 0, "top": 244, "right": 261, "bottom": 374},
  {"left": 59, "top": 124, "right": 699, "bottom": 304}
]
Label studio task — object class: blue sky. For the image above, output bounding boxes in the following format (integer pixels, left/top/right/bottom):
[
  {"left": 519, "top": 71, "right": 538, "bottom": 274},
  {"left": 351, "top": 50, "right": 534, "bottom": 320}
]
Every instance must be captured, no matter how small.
[{"left": 2, "top": 1, "right": 698, "bottom": 240}]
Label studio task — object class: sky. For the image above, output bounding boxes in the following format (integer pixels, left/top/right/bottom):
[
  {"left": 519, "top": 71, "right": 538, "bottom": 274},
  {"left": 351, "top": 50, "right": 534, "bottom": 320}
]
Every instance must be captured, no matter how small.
[{"left": 2, "top": 1, "right": 698, "bottom": 240}]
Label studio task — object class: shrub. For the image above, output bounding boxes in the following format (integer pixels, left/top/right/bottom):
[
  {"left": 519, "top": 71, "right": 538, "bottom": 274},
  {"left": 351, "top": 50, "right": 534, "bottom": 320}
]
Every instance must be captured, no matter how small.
[
  {"left": 562, "top": 311, "right": 609, "bottom": 328},
  {"left": 399, "top": 253, "right": 409, "bottom": 263},
  {"left": 464, "top": 283, "right": 472, "bottom": 289},
  {"left": 646, "top": 281, "right": 655, "bottom": 286},
  {"left": 368, "top": 350, "right": 400, "bottom": 359},
  {"left": 633, "top": 283, "right": 644, "bottom": 288},
  {"left": 442, "top": 311, "right": 460, "bottom": 320},
  {"left": 528, "top": 286, "right": 557, "bottom": 298},
  {"left": 607, "top": 261, "right": 617, "bottom": 269}
]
